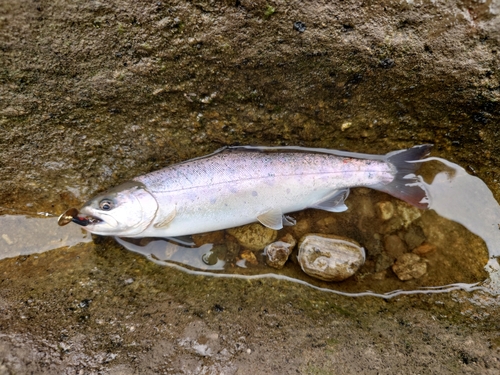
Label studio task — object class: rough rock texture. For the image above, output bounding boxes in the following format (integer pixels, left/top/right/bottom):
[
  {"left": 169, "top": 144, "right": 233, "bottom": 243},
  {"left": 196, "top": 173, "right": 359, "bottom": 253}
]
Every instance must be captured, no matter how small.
[
  {"left": 1, "top": 0, "right": 500, "bottom": 373},
  {"left": 1, "top": 0, "right": 499, "bottom": 212}
]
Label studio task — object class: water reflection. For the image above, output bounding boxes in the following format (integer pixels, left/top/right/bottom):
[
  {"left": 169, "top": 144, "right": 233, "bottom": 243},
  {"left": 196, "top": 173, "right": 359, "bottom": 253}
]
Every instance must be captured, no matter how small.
[
  {"left": 115, "top": 237, "right": 226, "bottom": 271},
  {"left": 417, "top": 157, "right": 500, "bottom": 258},
  {"left": 0, "top": 215, "right": 91, "bottom": 260}
]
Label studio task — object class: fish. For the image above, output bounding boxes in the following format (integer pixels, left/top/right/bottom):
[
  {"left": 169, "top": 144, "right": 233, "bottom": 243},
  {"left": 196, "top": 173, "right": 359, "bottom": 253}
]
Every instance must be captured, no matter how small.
[{"left": 58, "top": 145, "right": 432, "bottom": 238}]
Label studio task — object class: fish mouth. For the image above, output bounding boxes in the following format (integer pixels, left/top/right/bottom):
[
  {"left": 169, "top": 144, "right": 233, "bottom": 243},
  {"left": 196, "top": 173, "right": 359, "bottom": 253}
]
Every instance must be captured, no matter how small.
[{"left": 58, "top": 208, "right": 102, "bottom": 227}]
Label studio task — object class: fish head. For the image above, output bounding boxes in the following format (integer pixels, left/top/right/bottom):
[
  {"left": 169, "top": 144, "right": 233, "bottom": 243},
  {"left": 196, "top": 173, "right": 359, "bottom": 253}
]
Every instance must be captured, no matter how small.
[{"left": 77, "top": 181, "right": 158, "bottom": 237}]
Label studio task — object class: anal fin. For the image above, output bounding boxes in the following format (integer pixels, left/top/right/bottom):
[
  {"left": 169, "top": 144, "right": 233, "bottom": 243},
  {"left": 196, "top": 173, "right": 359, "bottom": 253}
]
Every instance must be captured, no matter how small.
[
  {"left": 257, "top": 208, "right": 284, "bottom": 230},
  {"left": 310, "top": 188, "right": 350, "bottom": 213}
]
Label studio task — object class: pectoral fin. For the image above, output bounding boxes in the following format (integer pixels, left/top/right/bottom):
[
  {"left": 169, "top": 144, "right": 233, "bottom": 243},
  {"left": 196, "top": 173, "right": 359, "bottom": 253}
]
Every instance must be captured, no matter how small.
[
  {"left": 257, "top": 208, "right": 284, "bottom": 230},
  {"left": 310, "top": 188, "right": 350, "bottom": 213},
  {"left": 154, "top": 207, "right": 177, "bottom": 228}
]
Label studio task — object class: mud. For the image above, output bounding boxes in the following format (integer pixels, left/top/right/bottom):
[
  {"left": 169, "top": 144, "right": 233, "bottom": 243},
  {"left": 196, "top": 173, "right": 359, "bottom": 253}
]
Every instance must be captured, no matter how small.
[{"left": 1, "top": 0, "right": 500, "bottom": 373}]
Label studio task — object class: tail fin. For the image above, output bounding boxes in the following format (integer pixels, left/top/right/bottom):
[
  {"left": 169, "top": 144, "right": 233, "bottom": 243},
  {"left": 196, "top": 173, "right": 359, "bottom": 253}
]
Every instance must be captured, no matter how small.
[{"left": 377, "top": 145, "right": 432, "bottom": 209}]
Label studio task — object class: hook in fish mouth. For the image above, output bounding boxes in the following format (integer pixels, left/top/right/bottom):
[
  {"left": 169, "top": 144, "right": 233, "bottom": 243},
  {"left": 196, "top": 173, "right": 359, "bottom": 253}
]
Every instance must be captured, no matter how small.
[{"left": 58, "top": 208, "right": 101, "bottom": 227}]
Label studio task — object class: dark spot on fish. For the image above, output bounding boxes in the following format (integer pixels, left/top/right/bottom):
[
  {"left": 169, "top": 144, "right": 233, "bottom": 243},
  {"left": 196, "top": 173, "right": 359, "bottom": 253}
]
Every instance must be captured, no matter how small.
[{"left": 252, "top": 191, "right": 258, "bottom": 197}]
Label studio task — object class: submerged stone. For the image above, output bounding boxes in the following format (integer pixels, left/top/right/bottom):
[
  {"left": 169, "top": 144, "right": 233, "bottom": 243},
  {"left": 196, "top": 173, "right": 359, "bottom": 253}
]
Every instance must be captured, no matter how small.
[
  {"left": 384, "top": 234, "right": 407, "bottom": 260},
  {"left": 239, "top": 249, "right": 259, "bottom": 266},
  {"left": 376, "top": 201, "right": 394, "bottom": 221},
  {"left": 392, "top": 253, "right": 427, "bottom": 281},
  {"left": 227, "top": 223, "right": 277, "bottom": 251},
  {"left": 265, "top": 233, "right": 296, "bottom": 269},
  {"left": 297, "top": 234, "right": 365, "bottom": 282},
  {"left": 412, "top": 243, "right": 437, "bottom": 256}
]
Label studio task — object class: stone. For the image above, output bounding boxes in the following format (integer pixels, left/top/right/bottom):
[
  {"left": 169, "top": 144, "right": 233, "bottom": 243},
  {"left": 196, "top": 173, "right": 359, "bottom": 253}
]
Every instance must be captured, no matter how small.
[
  {"left": 239, "top": 249, "right": 258, "bottom": 266},
  {"left": 290, "top": 218, "right": 310, "bottom": 238},
  {"left": 376, "top": 201, "right": 394, "bottom": 221},
  {"left": 375, "top": 253, "right": 394, "bottom": 272},
  {"left": 404, "top": 225, "right": 426, "bottom": 250},
  {"left": 384, "top": 234, "right": 407, "bottom": 260},
  {"left": 227, "top": 223, "right": 278, "bottom": 251},
  {"left": 381, "top": 202, "right": 422, "bottom": 233},
  {"left": 392, "top": 253, "right": 427, "bottom": 281},
  {"left": 192, "top": 230, "right": 225, "bottom": 247},
  {"left": 297, "top": 234, "right": 365, "bottom": 282},
  {"left": 412, "top": 243, "right": 437, "bottom": 256},
  {"left": 315, "top": 216, "right": 337, "bottom": 233},
  {"left": 264, "top": 233, "right": 296, "bottom": 269},
  {"left": 395, "top": 202, "right": 422, "bottom": 228}
]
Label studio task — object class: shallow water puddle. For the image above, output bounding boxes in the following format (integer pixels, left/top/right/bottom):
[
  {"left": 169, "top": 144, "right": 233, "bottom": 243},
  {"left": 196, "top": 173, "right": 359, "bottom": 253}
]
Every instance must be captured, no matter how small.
[
  {"left": 1, "top": 157, "right": 499, "bottom": 298},
  {"left": 0, "top": 214, "right": 91, "bottom": 259}
]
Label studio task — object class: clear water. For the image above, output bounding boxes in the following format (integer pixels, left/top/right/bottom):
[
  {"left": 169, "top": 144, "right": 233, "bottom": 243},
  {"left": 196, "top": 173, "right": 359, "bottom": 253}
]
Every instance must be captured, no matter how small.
[
  {"left": 1, "top": 157, "right": 499, "bottom": 298},
  {"left": 0, "top": 214, "right": 91, "bottom": 259}
]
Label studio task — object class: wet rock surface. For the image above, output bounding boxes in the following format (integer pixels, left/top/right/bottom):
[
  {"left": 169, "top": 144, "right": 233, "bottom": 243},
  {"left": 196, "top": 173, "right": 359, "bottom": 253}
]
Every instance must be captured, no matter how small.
[
  {"left": 1, "top": 0, "right": 500, "bottom": 373},
  {"left": 0, "top": 240, "right": 499, "bottom": 374},
  {"left": 298, "top": 234, "right": 365, "bottom": 282}
]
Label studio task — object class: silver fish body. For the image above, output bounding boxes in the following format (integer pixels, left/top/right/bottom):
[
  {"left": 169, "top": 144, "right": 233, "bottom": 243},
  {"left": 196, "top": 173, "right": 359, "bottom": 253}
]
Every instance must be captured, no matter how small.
[{"left": 74, "top": 145, "right": 431, "bottom": 237}]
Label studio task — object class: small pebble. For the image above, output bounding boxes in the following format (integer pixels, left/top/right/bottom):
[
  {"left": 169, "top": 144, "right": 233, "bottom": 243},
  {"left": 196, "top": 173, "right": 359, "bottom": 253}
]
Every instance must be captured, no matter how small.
[
  {"left": 384, "top": 234, "right": 407, "bottom": 260},
  {"left": 395, "top": 202, "right": 421, "bottom": 228},
  {"left": 412, "top": 243, "right": 437, "bottom": 256},
  {"left": 376, "top": 201, "right": 394, "bottom": 221},
  {"left": 375, "top": 253, "right": 395, "bottom": 272},
  {"left": 392, "top": 253, "right": 427, "bottom": 281},
  {"left": 265, "top": 233, "right": 296, "bottom": 269},
  {"left": 290, "top": 218, "right": 310, "bottom": 238},
  {"left": 404, "top": 225, "right": 426, "bottom": 250},
  {"left": 293, "top": 21, "right": 306, "bottom": 33},
  {"left": 239, "top": 249, "right": 258, "bottom": 266}
]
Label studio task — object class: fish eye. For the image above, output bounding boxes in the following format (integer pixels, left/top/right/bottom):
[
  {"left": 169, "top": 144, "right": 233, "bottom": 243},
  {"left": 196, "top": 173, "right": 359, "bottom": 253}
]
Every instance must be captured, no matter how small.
[{"left": 99, "top": 199, "right": 114, "bottom": 211}]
